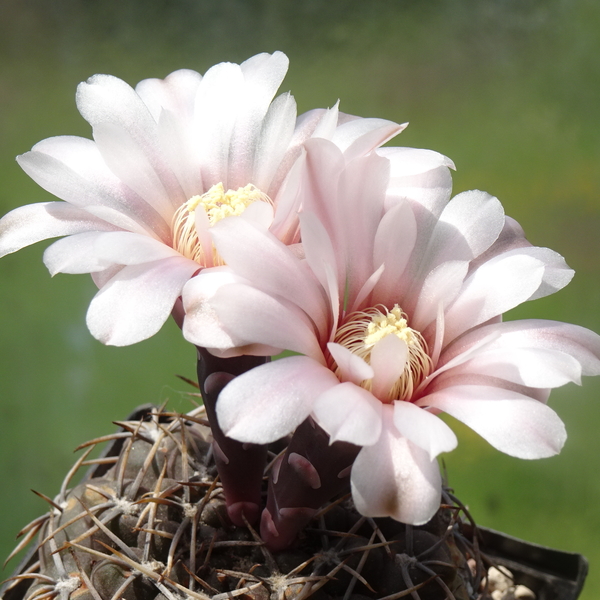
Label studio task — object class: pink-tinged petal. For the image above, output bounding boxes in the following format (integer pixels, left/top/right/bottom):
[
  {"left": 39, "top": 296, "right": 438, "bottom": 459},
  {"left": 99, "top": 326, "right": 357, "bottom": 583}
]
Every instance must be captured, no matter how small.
[
  {"left": 0, "top": 202, "right": 118, "bottom": 257},
  {"left": 90, "top": 231, "right": 182, "bottom": 267},
  {"left": 43, "top": 231, "right": 183, "bottom": 275},
  {"left": 379, "top": 146, "right": 456, "bottom": 178},
  {"left": 156, "top": 108, "right": 204, "bottom": 202},
  {"left": 440, "top": 319, "right": 600, "bottom": 378},
  {"left": 299, "top": 211, "right": 339, "bottom": 303},
  {"left": 267, "top": 106, "right": 321, "bottom": 169},
  {"left": 411, "top": 260, "right": 469, "bottom": 332},
  {"left": 425, "top": 190, "right": 505, "bottom": 268},
  {"left": 384, "top": 166, "right": 454, "bottom": 288},
  {"left": 17, "top": 138, "right": 114, "bottom": 204},
  {"left": 216, "top": 356, "right": 340, "bottom": 444},
  {"left": 370, "top": 335, "right": 408, "bottom": 400},
  {"left": 77, "top": 74, "right": 184, "bottom": 214},
  {"left": 92, "top": 121, "right": 182, "bottom": 218},
  {"left": 190, "top": 205, "right": 215, "bottom": 267},
  {"left": 333, "top": 119, "right": 406, "bottom": 162},
  {"left": 43, "top": 233, "right": 122, "bottom": 275},
  {"left": 313, "top": 382, "right": 382, "bottom": 446},
  {"left": 91, "top": 264, "right": 124, "bottom": 289},
  {"left": 451, "top": 347, "right": 582, "bottom": 388},
  {"left": 227, "top": 52, "right": 290, "bottom": 188},
  {"left": 372, "top": 201, "right": 417, "bottom": 307},
  {"left": 300, "top": 138, "right": 346, "bottom": 243},
  {"left": 86, "top": 255, "right": 199, "bottom": 345},
  {"left": 385, "top": 165, "right": 453, "bottom": 219},
  {"left": 254, "top": 92, "right": 297, "bottom": 193},
  {"left": 209, "top": 282, "right": 324, "bottom": 360},
  {"left": 336, "top": 151, "right": 390, "bottom": 308},
  {"left": 17, "top": 137, "right": 170, "bottom": 238},
  {"left": 504, "top": 247, "right": 573, "bottom": 300},
  {"left": 327, "top": 342, "right": 374, "bottom": 385},
  {"left": 269, "top": 148, "right": 304, "bottom": 244},
  {"left": 311, "top": 102, "right": 340, "bottom": 140},
  {"left": 211, "top": 216, "right": 327, "bottom": 326},
  {"left": 424, "top": 370, "right": 551, "bottom": 403},
  {"left": 293, "top": 108, "right": 330, "bottom": 140},
  {"left": 77, "top": 74, "right": 154, "bottom": 131},
  {"left": 473, "top": 215, "right": 528, "bottom": 257},
  {"left": 392, "top": 401, "right": 457, "bottom": 460},
  {"left": 193, "top": 61, "right": 245, "bottom": 188},
  {"left": 182, "top": 267, "right": 246, "bottom": 349},
  {"left": 422, "top": 385, "right": 567, "bottom": 459},
  {"left": 350, "top": 263, "right": 385, "bottom": 313},
  {"left": 470, "top": 219, "right": 573, "bottom": 301},
  {"left": 351, "top": 413, "right": 442, "bottom": 524},
  {"left": 135, "top": 68, "right": 203, "bottom": 121},
  {"left": 443, "top": 254, "right": 545, "bottom": 344},
  {"left": 265, "top": 106, "right": 331, "bottom": 204},
  {"left": 238, "top": 201, "right": 274, "bottom": 230},
  {"left": 301, "top": 140, "right": 389, "bottom": 308},
  {"left": 420, "top": 327, "right": 500, "bottom": 389},
  {"left": 239, "top": 51, "right": 289, "bottom": 97}
]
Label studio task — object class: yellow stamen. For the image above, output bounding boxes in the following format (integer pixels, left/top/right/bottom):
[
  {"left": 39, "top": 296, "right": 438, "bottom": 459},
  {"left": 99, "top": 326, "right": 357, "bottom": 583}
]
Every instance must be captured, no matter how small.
[
  {"left": 332, "top": 304, "right": 432, "bottom": 401},
  {"left": 171, "top": 183, "right": 272, "bottom": 265}
]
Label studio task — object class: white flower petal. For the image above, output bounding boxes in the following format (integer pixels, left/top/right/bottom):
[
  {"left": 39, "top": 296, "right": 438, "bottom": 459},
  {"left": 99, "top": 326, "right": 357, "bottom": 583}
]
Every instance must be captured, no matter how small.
[
  {"left": 327, "top": 343, "right": 374, "bottom": 385},
  {"left": 299, "top": 211, "right": 339, "bottom": 303},
  {"left": 313, "top": 382, "right": 383, "bottom": 446},
  {"left": 372, "top": 201, "right": 417, "bottom": 308},
  {"left": 211, "top": 216, "right": 327, "bottom": 326},
  {"left": 216, "top": 356, "right": 339, "bottom": 444},
  {"left": 454, "top": 347, "right": 582, "bottom": 388},
  {"left": 425, "top": 190, "right": 505, "bottom": 268},
  {"left": 86, "top": 256, "right": 198, "bottom": 345},
  {"left": 379, "top": 146, "right": 456, "bottom": 178},
  {"left": 254, "top": 92, "right": 298, "bottom": 193},
  {"left": 17, "top": 137, "right": 170, "bottom": 237},
  {"left": 43, "top": 231, "right": 182, "bottom": 275},
  {"left": 392, "top": 401, "right": 457, "bottom": 460},
  {"left": 443, "top": 253, "right": 545, "bottom": 343},
  {"left": 422, "top": 385, "right": 567, "bottom": 459},
  {"left": 92, "top": 121, "right": 180, "bottom": 218},
  {"left": 385, "top": 164, "right": 453, "bottom": 220},
  {"left": 0, "top": 202, "right": 116, "bottom": 257},
  {"left": 77, "top": 74, "right": 183, "bottom": 215},
  {"left": 135, "top": 68, "right": 203, "bottom": 121},
  {"left": 370, "top": 334, "right": 408, "bottom": 400},
  {"left": 334, "top": 119, "right": 406, "bottom": 162},
  {"left": 227, "top": 52, "right": 290, "bottom": 188},
  {"left": 351, "top": 412, "right": 442, "bottom": 524},
  {"left": 209, "top": 282, "right": 324, "bottom": 360},
  {"left": 182, "top": 267, "right": 244, "bottom": 349},
  {"left": 411, "top": 260, "right": 469, "bottom": 332}
]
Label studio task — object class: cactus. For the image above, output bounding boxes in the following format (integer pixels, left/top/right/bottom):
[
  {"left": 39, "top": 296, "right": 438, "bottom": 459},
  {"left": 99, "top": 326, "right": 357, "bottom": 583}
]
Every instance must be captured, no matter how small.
[{"left": 1, "top": 403, "right": 507, "bottom": 600}]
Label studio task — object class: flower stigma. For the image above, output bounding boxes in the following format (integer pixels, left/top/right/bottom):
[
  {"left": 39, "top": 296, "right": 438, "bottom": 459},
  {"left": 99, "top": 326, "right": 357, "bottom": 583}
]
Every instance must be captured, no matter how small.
[
  {"left": 171, "top": 182, "right": 273, "bottom": 265},
  {"left": 333, "top": 304, "right": 432, "bottom": 401}
]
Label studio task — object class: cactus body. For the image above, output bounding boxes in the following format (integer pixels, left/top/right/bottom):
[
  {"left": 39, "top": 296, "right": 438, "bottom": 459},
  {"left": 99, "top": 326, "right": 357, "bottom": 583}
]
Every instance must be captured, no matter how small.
[{"left": 2, "top": 405, "right": 502, "bottom": 600}]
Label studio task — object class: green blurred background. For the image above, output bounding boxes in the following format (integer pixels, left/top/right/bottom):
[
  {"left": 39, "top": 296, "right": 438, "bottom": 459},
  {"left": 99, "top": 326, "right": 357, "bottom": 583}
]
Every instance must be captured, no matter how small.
[{"left": 1, "top": 0, "right": 599, "bottom": 596}]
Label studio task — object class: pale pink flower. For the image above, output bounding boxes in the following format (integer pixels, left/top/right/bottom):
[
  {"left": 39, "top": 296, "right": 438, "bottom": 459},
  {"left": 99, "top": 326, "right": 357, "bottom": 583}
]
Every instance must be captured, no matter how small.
[
  {"left": 183, "top": 138, "right": 600, "bottom": 524},
  {"left": 0, "top": 52, "right": 403, "bottom": 345}
]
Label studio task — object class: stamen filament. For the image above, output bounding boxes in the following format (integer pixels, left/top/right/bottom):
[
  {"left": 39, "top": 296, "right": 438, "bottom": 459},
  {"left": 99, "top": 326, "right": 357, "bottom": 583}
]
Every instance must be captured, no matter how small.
[
  {"left": 332, "top": 304, "right": 432, "bottom": 401},
  {"left": 171, "top": 183, "right": 273, "bottom": 266}
]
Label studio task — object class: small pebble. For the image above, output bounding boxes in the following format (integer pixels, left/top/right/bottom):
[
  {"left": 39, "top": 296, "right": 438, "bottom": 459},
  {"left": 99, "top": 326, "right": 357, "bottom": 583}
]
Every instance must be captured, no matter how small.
[
  {"left": 488, "top": 566, "right": 514, "bottom": 592},
  {"left": 514, "top": 584, "right": 536, "bottom": 599},
  {"left": 485, "top": 565, "right": 536, "bottom": 600}
]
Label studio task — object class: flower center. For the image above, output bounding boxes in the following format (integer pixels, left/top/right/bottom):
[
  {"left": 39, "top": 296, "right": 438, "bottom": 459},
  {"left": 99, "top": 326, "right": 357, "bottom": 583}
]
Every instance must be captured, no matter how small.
[
  {"left": 333, "top": 305, "right": 432, "bottom": 401},
  {"left": 171, "top": 182, "right": 272, "bottom": 265}
]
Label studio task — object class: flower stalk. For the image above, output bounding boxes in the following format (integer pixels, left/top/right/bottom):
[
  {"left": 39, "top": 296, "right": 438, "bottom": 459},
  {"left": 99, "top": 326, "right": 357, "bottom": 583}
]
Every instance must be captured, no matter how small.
[
  {"left": 196, "top": 346, "right": 268, "bottom": 526},
  {"left": 261, "top": 417, "right": 360, "bottom": 552}
]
